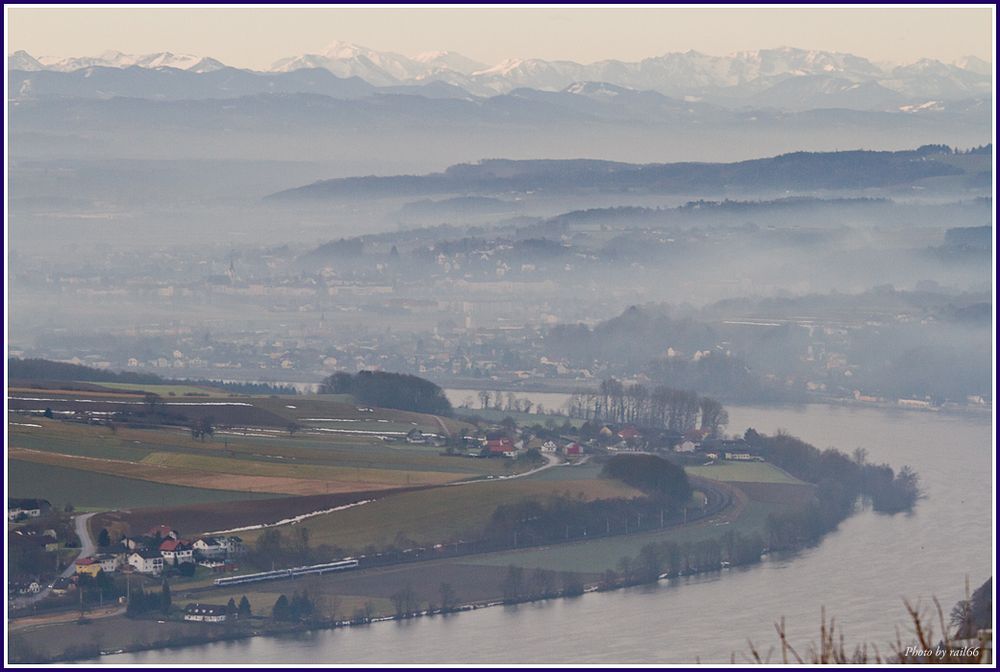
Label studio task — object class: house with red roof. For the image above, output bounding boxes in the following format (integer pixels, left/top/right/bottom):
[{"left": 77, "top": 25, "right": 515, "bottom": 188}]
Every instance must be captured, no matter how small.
[
  {"left": 159, "top": 538, "right": 194, "bottom": 564},
  {"left": 617, "top": 426, "right": 642, "bottom": 441},
  {"left": 147, "top": 524, "right": 178, "bottom": 540},
  {"left": 486, "top": 437, "right": 515, "bottom": 457}
]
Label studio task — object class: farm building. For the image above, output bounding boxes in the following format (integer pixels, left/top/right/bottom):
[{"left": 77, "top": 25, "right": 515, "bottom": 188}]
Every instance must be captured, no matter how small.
[
  {"left": 184, "top": 603, "right": 232, "bottom": 623},
  {"left": 8, "top": 498, "right": 52, "bottom": 521}
]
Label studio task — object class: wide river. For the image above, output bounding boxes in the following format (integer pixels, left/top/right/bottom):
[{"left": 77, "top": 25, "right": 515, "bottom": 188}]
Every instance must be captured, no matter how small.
[{"left": 103, "top": 397, "right": 993, "bottom": 664}]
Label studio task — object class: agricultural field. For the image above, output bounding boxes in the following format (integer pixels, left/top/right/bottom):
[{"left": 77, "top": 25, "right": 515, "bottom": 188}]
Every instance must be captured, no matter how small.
[
  {"left": 465, "top": 466, "right": 815, "bottom": 574},
  {"left": 91, "top": 382, "right": 229, "bottom": 397},
  {"left": 92, "top": 487, "right": 429, "bottom": 539},
  {"left": 7, "top": 460, "right": 277, "bottom": 511},
  {"left": 685, "top": 461, "right": 806, "bottom": 485},
  {"left": 463, "top": 498, "right": 791, "bottom": 574},
  {"left": 239, "top": 477, "right": 642, "bottom": 552},
  {"left": 6, "top": 403, "right": 520, "bottom": 505}
]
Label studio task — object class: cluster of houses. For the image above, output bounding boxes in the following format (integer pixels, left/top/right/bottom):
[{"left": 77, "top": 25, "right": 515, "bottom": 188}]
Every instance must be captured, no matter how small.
[
  {"left": 456, "top": 432, "right": 525, "bottom": 458},
  {"left": 8, "top": 500, "right": 64, "bottom": 598},
  {"left": 74, "top": 525, "right": 246, "bottom": 579},
  {"left": 673, "top": 431, "right": 759, "bottom": 461}
]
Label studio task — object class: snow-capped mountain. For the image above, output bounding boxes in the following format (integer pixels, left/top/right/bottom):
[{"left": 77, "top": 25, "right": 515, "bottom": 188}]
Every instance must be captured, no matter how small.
[
  {"left": 8, "top": 50, "right": 43, "bottom": 71},
  {"left": 953, "top": 55, "right": 991, "bottom": 76},
  {"left": 883, "top": 58, "right": 992, "bottom": 99},
  {"left": 8, "top": 44, "right": 992, "bottom": 109},
  {"left": 30, "top": 50, "right": 226, "bottom": 73},
  {"left": 412, "top": 50, "right": 485, "bottom": 75},
  {"left": 270, "top": 41, "right": 424, "bottom": 85}
]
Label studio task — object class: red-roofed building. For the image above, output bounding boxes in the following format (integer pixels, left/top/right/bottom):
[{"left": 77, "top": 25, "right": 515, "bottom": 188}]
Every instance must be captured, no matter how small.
[
  {"left": 75, "top": 556, "right": 102, "bottom": 577},
  {"left": 486, "top": 437, "right": 515, "bottom": 457},
  {"left": 159, "top": 539, "right": 194, "bottom": 564},
  {"left": 617, "top": 426, "right": 642, "bottom": 441},
  {"left": 147, "top": 524, "right": 178, "bottom": 540},
  {"left": 564, "top": 442, "right": 582, "bottom": 456}
]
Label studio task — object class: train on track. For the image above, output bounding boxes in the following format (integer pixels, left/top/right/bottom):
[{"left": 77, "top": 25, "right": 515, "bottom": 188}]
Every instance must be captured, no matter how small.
[{"left": 213, "top": 559, "right": 359, "bottom": 587}]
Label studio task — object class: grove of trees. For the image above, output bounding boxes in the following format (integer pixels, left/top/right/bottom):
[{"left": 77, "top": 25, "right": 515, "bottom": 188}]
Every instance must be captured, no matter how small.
[
  {"left": 567, "top": 378, "right": 728, "bottom": 435},
  {"left": 319, "top": 370, "right": 452, "bottom": 416}
]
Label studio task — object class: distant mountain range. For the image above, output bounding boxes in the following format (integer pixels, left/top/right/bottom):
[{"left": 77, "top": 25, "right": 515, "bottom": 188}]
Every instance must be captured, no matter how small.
[{"left": 8, "top": 44, "right": 991, "bottom": 111}]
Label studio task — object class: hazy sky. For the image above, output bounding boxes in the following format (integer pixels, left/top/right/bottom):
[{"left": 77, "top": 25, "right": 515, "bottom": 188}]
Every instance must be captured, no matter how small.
[{"left": 6, "top": 5, "right": 995, "bottom": 69}]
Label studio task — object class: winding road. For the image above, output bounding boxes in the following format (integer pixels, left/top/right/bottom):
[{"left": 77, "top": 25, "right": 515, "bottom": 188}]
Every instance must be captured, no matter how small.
[{"left": 12, "top": 512, "right": 99, "bottom": 609}]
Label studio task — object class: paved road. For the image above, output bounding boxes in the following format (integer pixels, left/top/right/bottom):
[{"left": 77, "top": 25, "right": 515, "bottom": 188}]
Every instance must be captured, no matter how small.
[
  {"left": 448, "top": 450, "right": 562, "bottom": 487},
  {"left": 12, "top": 512, "right": 100, "bottom": 609}
]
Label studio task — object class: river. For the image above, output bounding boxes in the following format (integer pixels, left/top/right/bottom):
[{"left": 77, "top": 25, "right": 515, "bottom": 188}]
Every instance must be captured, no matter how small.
[{"left": 101, "top": 400, "right": 992, "bottom": 664}]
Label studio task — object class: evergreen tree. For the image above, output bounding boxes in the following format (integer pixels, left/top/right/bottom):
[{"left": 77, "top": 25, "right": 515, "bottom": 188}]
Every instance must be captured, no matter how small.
[
  {"left": 160, "top": 580, "right": 171, "bottom": 614},
  {"left": 126, "top": 587, "right": 146, "bottom": 617},
  {"left": 272, "top": 594, "right": 290, "bottom": 621},
  {"left": 238, "top": 595, "right": 252, "bottom": 618}
]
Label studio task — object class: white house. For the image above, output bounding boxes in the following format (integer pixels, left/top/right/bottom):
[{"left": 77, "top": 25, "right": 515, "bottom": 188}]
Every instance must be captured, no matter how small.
[
  {"left": 676, "top": 440, "right": 698, "bottom": 453},
  {"left": 128, "top": 550, "right": 164, "bottom": 575},
  {"left": 8, "top": 499, "right": 51, "bottom": 521},
  {"left": 94, "top": 554, "right": 120, "bottom": 572},
  {"left": 159, "top": 539, "right": 194, "bottom": 564},
  {"left": 193, "top": 537, "right": 227, "bottom": 560},
  {"left": 220, "top": 536, "right": 245, "bottom": 556}
]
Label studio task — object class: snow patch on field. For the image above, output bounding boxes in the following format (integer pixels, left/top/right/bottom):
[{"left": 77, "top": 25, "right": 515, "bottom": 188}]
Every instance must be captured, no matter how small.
[
  {"left": 10, "top": 396, "right": 253, "bottom": 407},
  {"left": 204, "top": 499, "right": 375, "bottom": 534},
  {"left": 311, "top": 427, "right": 406, "bottom": 436}
]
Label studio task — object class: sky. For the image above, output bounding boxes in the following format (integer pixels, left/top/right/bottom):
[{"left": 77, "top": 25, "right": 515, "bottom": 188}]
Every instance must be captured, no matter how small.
[{"left": 6, "top": 5, "right": 995, "bottom": 70}]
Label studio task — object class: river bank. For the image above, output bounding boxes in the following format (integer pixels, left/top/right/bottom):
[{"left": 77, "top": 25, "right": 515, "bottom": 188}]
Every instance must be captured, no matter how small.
[
  {"left": 16, "top": 544, "right": 777, "bottom": 664},
  {"left": 74, "top": 404, "right": 989, "bottom": 664},
  {"left": 13, "top": 466, "right": 833, "bottom": 663}
]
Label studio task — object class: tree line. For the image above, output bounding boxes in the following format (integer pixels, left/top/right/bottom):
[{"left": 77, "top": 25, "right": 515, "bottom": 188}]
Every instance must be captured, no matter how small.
[
  {"left": 567, "top": 378, "right": 728, "bottom": 435},
  {"left": 483, "top": 456, "right": 692, "bottom": 548},
  {"left": 741, "top": 429, "right": 921, "bottom": 550},
  {"left": 602, "top": 530, "right": 766, "bottom": 589},
  {"left": 500, "top": 565, "right": 585, "bottom": 603},
  {"left": 7, "top": 357, "right": 298, "bottom": 395}
]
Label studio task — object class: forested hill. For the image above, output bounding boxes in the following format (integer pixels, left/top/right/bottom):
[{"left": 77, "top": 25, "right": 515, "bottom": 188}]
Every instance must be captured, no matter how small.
[{"left": 268, "top": 145, "right": 990, "bottom": 200}]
